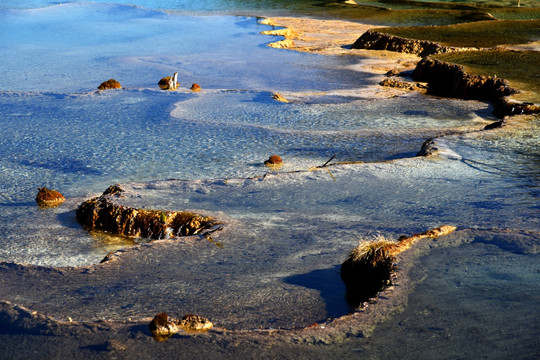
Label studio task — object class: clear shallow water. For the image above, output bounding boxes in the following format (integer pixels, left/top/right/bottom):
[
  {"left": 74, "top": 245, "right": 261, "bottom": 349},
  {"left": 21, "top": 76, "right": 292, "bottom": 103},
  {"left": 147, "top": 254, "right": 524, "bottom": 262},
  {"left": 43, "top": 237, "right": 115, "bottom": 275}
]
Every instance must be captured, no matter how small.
[{"left": 0, "top": 1, "right": 538, "bottom": 357}]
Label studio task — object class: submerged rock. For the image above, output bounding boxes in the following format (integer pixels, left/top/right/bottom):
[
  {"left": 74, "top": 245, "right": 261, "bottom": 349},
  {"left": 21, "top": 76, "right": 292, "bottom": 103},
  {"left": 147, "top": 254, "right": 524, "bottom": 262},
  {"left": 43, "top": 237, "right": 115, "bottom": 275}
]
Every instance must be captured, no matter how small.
[
  {"left": 190, "top": 83, "right": 201, "bottom": 92},
  {"left": 76, "top": 184, "right": 219, "bottom": 240},
  {"left": 36, "top": 187, "right": 65, "bottom": 208},
  {"left": 158, "top": 72, "right": 179, "bottom": 91},
  {"left": 341, "top": 225, "right": 456, "bottom": 305},
  {"left": 97, "top": 79, "right": 121, "bottom": 90},
  {"left": 149, "top": 313, "right": 179, "bottom": 341}
]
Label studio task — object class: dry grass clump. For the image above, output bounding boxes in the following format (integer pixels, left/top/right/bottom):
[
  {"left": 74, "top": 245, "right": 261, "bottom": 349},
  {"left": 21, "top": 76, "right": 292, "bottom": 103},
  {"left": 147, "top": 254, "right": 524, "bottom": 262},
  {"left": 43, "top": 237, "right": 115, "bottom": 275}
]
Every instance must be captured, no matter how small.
[{"left": 341, "top": 226, "right": 457, "bottom": 306}]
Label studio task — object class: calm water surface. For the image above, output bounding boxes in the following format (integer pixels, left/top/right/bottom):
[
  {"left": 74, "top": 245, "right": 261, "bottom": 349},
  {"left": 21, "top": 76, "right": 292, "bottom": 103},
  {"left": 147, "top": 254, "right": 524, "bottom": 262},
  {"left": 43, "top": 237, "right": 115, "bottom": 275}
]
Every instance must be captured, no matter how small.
[{"left": 0, "top": 1, "right": 538, "bottom": 358}]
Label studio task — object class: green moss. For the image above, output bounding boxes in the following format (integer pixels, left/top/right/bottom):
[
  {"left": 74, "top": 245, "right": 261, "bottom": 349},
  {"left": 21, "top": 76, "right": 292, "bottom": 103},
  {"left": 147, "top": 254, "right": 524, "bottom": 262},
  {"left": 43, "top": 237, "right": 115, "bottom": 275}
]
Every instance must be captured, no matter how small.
[
  {"left": 376, "top": 19, "right": 540, "bottom": 47},
  {"left": 433, "top": 50, "right": 540, "bottom": 103}
]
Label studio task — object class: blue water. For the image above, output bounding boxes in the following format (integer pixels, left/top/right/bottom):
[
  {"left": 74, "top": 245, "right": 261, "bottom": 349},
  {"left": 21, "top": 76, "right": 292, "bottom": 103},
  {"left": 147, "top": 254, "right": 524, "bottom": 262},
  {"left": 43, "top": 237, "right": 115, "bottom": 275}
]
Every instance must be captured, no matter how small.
[{"left": 0, "top": 1, "right": 538, "bottom": 358}]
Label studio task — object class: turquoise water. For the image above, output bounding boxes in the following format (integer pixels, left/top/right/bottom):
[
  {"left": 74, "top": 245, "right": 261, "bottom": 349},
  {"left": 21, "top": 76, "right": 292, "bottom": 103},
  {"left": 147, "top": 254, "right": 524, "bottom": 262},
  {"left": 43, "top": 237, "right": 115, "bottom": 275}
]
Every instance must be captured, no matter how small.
[{"left": 0, "top": 1, "right": 538, "bottom": 358}]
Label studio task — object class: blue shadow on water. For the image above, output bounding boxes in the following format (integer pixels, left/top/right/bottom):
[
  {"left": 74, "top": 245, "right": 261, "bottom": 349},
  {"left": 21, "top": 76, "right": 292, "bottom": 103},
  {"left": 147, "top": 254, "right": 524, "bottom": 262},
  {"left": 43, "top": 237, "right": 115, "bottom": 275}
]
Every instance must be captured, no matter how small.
[{"left": 283, "top": 265, "right": 354, "bottom": 319}]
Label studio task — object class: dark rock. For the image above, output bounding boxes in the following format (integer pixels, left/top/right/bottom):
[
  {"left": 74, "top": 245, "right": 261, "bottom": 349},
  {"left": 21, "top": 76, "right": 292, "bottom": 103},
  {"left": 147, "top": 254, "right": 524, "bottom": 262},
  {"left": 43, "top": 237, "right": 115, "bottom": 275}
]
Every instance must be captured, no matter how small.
[
  {"left": 416, "top": 138, "right": 439, "bottom": 157},
  {"left": 97, "top": 79, "right": 121, "bottom": 90},
  {"left": 483, "top": 118, "right": 507, "bottom": 130},
  {"left": 351, "top": 30, "right": 461, "bottom": 57},
  {"left": 36, "top": 187, "right": 65, "bottom": 208}
]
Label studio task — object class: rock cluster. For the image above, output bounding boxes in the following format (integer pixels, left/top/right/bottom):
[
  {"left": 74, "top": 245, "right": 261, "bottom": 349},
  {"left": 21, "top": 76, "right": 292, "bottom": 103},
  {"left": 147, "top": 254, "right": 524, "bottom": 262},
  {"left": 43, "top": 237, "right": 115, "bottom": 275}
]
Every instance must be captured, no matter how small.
[
  {"left": 97, "top": 79, "right": 121, "bottom": 90},
  {"left": 35, "top": 187, "right": 65, "bottom": 208},
  {"left": 76, "top": 185, "right": 218, "bottom": 240},
  {"left": 149, "top": 313, "right": 213, "bottom": 341}
]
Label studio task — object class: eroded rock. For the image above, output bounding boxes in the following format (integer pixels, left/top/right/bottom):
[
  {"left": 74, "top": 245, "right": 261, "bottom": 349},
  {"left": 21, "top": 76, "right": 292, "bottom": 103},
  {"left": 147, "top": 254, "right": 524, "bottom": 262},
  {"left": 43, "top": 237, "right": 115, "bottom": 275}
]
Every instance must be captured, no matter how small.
[
  {"left": 36, "top": 187, "right": 65, "bottom": 208},
  {"left": 76, "top": 185, "right": 219, "bottom": 240},
  {"left": 97, "top": 79, "right": 121, "bottom": 90}
]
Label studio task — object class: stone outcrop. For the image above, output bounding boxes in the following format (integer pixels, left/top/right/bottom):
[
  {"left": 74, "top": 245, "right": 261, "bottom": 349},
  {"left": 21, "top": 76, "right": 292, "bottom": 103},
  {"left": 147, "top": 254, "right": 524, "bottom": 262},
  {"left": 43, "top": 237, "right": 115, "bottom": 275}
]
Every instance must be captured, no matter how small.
[
  {"left": 341, "top": 225, "right": 456, "bottom": 305},
  {"left": 351, "top": 30, "right": 466, "bottom": 57},
  {"left": 97, "top": 79, "right": 121, "bottom": 90},
  {"left": 76, "top": 185, "right": 219, "bottom": 240},
  {"left": 35, "top": 187, "right": 65, "bottom": 208},
  {"left": 158, "top": 72, "right": 178, "bottom": 91}
]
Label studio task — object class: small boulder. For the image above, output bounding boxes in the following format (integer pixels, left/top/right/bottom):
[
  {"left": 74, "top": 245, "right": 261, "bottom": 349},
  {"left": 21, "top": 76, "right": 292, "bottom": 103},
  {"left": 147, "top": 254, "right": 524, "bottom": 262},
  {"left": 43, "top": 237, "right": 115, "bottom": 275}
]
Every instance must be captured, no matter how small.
[
  {"left": 97, "top": 79, "right": 121, "bottom": 90},
  {"left": 264, "top": 155, "right": 283, "bottom": 168},
  {"left": 190, "top": 83, "right": 201, "bottom": 92},
  {"left": 149, "top": 313, "right": 179, "bottom": 342},
  {"left": 36, "top": 187, "right": 65, "bottom": 208},
  {"left": 177, "top": 315, "right": 213, "bottom": 332}
]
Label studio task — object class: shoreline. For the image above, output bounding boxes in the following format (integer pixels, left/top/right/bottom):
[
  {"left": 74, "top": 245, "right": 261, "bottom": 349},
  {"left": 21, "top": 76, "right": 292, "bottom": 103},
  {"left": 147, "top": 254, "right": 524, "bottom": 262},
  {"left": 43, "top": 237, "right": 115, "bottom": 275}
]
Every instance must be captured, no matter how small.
[{"left": 260, "top": 16, "right": 540, "bottom": 117}]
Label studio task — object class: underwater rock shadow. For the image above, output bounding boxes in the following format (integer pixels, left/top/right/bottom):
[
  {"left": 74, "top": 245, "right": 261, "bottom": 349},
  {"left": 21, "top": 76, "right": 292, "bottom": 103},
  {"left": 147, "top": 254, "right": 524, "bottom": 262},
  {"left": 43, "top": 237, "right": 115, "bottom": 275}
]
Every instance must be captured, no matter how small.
[{"left": 283, "top": 265, "right": 354, "bottom": 320}]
